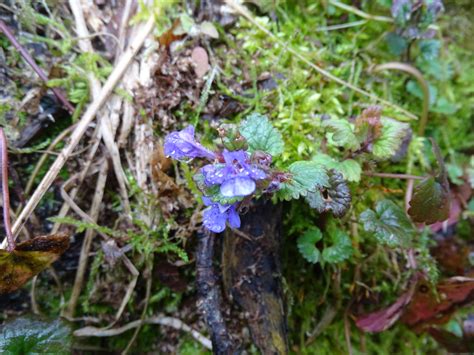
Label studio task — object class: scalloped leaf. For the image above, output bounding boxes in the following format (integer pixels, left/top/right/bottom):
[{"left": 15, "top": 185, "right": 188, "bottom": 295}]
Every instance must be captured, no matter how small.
[
  {"left": 0, "top": 317, "right": 72, "bottom": 354},
  {"left": 322, "top": 118, "right": 359, "bottom": 150},
  {"left": 372, "top": 117, "right": 410, "bottom": 159},
  {"left": 360, "top": 200, "right": 414, "bottom": 248},
  {"left": 297, "top": 228, "right": 322, "bottom": 264},
  {"left": 239, "top": 113, "right": 284, "bottom": 156},
  {"left": 322, "top": 227, "right": 353, "bottom": 264},
  {"left": 278, "top": 161, "right": 329, "bottom": 200}
]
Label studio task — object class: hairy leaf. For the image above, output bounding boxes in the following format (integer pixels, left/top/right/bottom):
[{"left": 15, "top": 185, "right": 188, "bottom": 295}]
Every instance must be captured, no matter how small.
[
  {"left": 0, "top": 317, "right": 72, "bottom": 354},
  {"left": 322, "top": 118, "right": 359, "bottom": 150},
  {"left": 0, "top": 234, "right": 69, "bottom": 294},
  {"left": 322, "top": 227, "right": 353, "bottom": 264},
  {"left": 360, "top": 199, "right": 414, "bottom": 248},
  {"left": 305, "top": 170, "right": 351, "bottom": 217},
  {"left": 239, "top": 113, "right": 284, "bottom": 156},
  {"left": 372, "top": 117, "right": 410, "bottom": 160},
  {"left": 278, "top": 161, "right": 329, "bottom": 200},
  {"left": 408, "top": 139, "right": 450, "bottom": 224},
  {"left": 297, "top": 228, "right": 322, "bottom": 264}
]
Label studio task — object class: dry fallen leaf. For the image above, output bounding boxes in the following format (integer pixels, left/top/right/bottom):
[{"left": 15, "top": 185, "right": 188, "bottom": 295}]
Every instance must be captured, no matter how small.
[{"left": 0, "top": 233, "right": 69, "bottom": 294}]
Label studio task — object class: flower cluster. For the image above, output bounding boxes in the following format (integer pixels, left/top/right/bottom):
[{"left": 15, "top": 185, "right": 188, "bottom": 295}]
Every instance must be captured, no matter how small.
[{"left": 164, "top": 125, "right": 283, "bottom": 233}]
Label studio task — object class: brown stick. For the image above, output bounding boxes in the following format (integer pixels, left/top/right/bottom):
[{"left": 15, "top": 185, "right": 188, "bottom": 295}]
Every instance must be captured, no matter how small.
[
  {"left": 0, "top": 128, "right": 15, "bottom": 251},
  {"left": 196, "top": 230, "right": 235, "bottom": 354},
  {"left": 363, "top": 172, "right": 425, "bottom": 180},
  {"left": 0, "top": 20, "right": 75, "bottom": 113}
]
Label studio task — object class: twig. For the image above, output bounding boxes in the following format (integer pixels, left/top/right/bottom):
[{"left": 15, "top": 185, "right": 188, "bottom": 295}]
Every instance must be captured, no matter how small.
[
  {"left": 1, "top": 14, "right": 155, "bottom": 249},
  {"left": 69, "top": 0, "right": 131, "bottom": 215},
  {"left": 372, "top": 62, "right": 430, "bottom": 135},
  {"left": 225, "top": 0, "right": 418, "bottom": 120},
  {"left": 122, "top": 257, "right": 153, "bottom": 354},
  {"left": 0, "top": 20, "right": 75, "bottom": 113},
  {"left": 74, "top": 316, "right": 212, "bottom": 350},
  {"left": 363, "top": 172, "right": 425, "bottom": 180},
  {"left": 196, "top": 230, "right": 235, "bottom": 353},
  {"left": 64, "top": 160, "right": 109, "bottom": 318},
  {"left": 329, "top": 0, "right": 393, "bottom": 23},
  {"left": 0, "top": 128, "right": 15, "bottom": 252}
]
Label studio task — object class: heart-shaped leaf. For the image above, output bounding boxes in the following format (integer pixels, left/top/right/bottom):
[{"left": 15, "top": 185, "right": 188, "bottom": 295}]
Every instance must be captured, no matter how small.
[
  {"left": 0, "top": 233, "right": 69, "bottom": 294},
  {"left": 297, "top": 228, "right": 322, "bottom": 264}
]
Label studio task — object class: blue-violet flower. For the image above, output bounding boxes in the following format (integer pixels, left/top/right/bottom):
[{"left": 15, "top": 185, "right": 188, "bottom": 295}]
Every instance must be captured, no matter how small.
[
  {"left": 201, "top": 150, "right": 266, "bottom": 198},
  {"left": 202, "top": 197, "right": 240, "bottom": 233},
  {"left": 164, "top": 126, "right": 216, "bottom": 161}
]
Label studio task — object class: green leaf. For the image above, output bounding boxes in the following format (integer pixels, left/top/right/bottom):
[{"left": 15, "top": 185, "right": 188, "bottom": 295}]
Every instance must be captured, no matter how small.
[
  {"left": 312, "top": 153, "right": 361, "bottom": 182},
  {"left": 322, "top": 227, "right": 353, "bottom": 264},
  {"left": 297, "top": 228, "right": 322, "bottom": 263},
  {"left": 239, "top": 113, "right": 284, "bottom": 156},
  {"left": 372, "top": 117, "right": 410, "bottom": 160},
  {"left": 322, "top": 118, "right": 359, "bottom": 150},
  {"left": 360, "top": 199, "right": 414, "bottom": 248},
  {"left": 0, "top": 317, "right": 72, "bottom": 354},
  {"left": 278, "top": 161, "right": 329, "bottom": 200},
  {"left": 419, "top": 39, "right": 441, "bottom": 61},
  {"left": 432, "top": 97, "right": 458, "bottom": 115},
  {"left": 406, "top": 80, "right": 437, "bottom": 106},
  {"left": 386, "top": 32, "right": 408, "bottom": 56},
  {"left": 408, "top": 139, "right": 450, "bottom": 224}
]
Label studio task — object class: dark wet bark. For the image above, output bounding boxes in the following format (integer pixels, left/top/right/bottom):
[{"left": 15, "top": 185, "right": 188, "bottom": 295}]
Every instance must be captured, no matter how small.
[
  {"left": 223, "top": 199, "right": 288, "bottom": 354},
  {"left": 196, "top": 230, "right": 236, "bottom": 354}
]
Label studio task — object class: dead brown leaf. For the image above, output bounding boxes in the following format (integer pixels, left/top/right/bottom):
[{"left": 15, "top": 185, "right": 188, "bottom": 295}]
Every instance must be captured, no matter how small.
[{"left": 0, "top": 233, "right": 70, "bottom": 294}]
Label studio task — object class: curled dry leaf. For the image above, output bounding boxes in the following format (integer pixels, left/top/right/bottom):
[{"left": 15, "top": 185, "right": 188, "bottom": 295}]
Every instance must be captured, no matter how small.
[{"left": 0, "top": 233, "right": 69, "bottom": 294}]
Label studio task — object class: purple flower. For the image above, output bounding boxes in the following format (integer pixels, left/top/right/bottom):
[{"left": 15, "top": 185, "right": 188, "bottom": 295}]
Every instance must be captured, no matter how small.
[
  {"left": 202, "top": 197, "right": 240, "bottom": 233},
  {"left": 201, "top": 150, "right": 266, "bottom": 198},
  {"left": 164, "top": 126, "right": 216, "bottom": 161}
]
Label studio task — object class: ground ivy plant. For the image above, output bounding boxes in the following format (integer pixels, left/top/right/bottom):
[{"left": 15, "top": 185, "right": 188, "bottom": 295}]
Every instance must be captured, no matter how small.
[{"left": 164, "top": 113, "right": 350, "bottom": 234}]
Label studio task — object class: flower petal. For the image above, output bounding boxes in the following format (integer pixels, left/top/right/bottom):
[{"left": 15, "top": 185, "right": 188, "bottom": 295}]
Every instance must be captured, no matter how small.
[
  {"left": 203, "top": 205, "right": 227, "bottom": 233},
  {"left": 220, "top": 176, "right": 255, "bottom": 197},
  {"left": 227, "top": 205, "right": 241, "bottom": 229}
]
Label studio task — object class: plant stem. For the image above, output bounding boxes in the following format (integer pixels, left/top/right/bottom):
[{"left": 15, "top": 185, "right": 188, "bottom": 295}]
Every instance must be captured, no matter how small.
[
  {"left": 363, "top": 172, "right": 425, "bottom": 180},
  {"left": 0, "top": 19, "right": 75, "bottom": 113},
  {"left": 0, "top": 128, "right": 15, "bottom": 252}
]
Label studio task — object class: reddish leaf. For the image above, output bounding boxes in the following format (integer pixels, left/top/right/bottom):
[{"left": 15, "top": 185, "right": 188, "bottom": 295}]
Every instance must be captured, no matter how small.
[
  {"left": 408, "top": 139, "right": 450, "bottom": 225},
  {"left": 355, "top": 277, "right": 418, "bottom": 332},
  {"left": 0, "top": 233, "right": 69, "bottom": 294},
  {"left": 401, "top": 277, "right": 474, "bottom": 328}
]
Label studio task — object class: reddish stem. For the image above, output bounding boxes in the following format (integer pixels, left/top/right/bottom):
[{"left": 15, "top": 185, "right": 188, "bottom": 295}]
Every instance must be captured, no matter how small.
[
  {"left": 0, "top": 128, "right": 15, "bottom": 252},
  {"left": 0, "top": 20, "right": 75, "bottom": 114}
]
